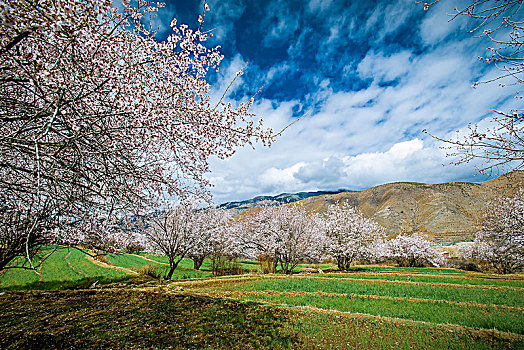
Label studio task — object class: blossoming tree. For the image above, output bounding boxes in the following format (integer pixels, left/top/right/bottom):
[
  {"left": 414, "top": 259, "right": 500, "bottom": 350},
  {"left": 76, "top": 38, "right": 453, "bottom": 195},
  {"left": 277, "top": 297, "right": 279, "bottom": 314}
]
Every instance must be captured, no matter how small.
[
  {"left": 142, "top": 203, "right": 200, "bottom": 280},
  {"left": 188, "top": 207, "right": 235, "bottom": 270},
  {"left": 320, "top": 202, "right": 385, "bottom": 271},
  {"left": 243, "top": 204, "right": 324, "bottom": 274},
  {"left": 384, "top": 233, "right": 446, "bottom": 267},
  {"left": 467, "top": 189, "right": 524, "bottom": 274},
  {"left": 0, "top": 0, "right": 272, "bottom": 270}
]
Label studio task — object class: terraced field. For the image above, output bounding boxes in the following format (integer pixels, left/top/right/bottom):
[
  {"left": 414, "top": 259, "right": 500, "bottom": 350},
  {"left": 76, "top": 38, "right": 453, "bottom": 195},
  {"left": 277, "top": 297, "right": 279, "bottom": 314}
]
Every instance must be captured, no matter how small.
[
  {"left": 177, "top": 270, "right": 524, "bottom": 349},
  {"left": 0, "top": 247, "right": 212, "bottom": 290},
  {"left": 1, "top": 251, "right": 523, "bottom": 349}
]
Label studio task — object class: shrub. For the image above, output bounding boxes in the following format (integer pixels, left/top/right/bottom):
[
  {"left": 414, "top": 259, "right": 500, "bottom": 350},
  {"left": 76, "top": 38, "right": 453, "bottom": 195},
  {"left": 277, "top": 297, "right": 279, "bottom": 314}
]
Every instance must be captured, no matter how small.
[
  {"left": 135, "top": 264, "right": 163, "bottom": 279},
  {"left": 257, "top": 253, "right": 277, "bottom": 274},
  {"left": 211, "top": 255, "right": 244, "bottom": 277}
]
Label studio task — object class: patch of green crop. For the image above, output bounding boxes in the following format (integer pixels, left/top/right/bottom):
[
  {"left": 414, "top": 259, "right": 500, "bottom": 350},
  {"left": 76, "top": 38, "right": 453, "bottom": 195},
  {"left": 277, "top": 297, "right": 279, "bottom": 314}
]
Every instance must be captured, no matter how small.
[
  {"left": 291, "top": 310, "right": 523, "bottom": 349},
  {"left": 341, "top": 265, "right": 471, "bottom": 274},
  {"left": 106, "top": 253, "right": 212, "bottom": 279},
  {"left": 106, "top": 253, "right": 160, "bottom": 269},
  {"left": 1, "top": 275, "right": 523, "bottom": 349},
  {"left": 218, "top": 277, "right": 524, "bottom": 307},
  {"left": 314, "top": 273, "right": 524, "bottom": 288},
  {"left": 67, "top": 250, "right": 127, "bottom": 279},
  {"left": 0, "top": 247, "right": 130, "bottom": 291},
  {"left": 236, "top": 292, "right": 524, "bottom": 334}
]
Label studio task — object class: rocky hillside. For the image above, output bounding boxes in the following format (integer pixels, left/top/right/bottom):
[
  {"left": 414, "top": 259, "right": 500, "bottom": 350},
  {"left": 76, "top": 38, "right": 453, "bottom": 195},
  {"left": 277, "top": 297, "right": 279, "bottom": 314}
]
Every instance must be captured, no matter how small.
[{"left": 297, "top": 171, "right": 524, "bottom": 243}]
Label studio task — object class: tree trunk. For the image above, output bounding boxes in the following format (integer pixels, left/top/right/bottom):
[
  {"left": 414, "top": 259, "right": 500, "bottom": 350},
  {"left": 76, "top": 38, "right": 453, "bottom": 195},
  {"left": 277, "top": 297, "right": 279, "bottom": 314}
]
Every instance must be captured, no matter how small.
[
  {"left": 337, "top": 256, "right": 350, "bottom": 271},
  {"left": 192, "top": 255, "right": 205, "bottom": 270},
  {"left": 164, "top": 260, "right": 179, "bottom": 280},
  {"left": 280, "top": 261, "right": 291, "bottom": 274}
]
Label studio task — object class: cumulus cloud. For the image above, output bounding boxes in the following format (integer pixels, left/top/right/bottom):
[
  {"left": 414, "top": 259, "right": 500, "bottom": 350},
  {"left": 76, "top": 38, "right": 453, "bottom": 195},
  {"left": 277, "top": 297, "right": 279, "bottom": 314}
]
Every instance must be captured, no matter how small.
[{"left": 195, "top": 0, "right": 516, "bottom": 203}]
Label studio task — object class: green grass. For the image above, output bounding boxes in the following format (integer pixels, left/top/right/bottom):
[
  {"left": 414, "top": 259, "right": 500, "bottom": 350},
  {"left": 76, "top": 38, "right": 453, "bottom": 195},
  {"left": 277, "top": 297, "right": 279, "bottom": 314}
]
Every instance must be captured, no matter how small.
[
  {"left": 203, "top": 277, "right": 524, "bottom": 307},
  {"left": 0, "top": 248, "right": 129, "bottom": 291},
  {"left": 183, "top": 273, "right": 524, "bottom": 335},
  {"left": 1, "top": 258, "right": 523, "bottom": 349},
  {"left": 0, "top": 289, "right": 521, "bottom": 349},
  {"left": 106, "top": 253, "right": 212, "bottom": 279},
  {"left": 316, "top": 273, "right": 524, "bottom": 288},
  {"left": 291, "top": 310, "right": 522, "bottom": 350},
  {"left": 339, "top": 265, "right": 472, "bottom": 274},
  {"left": 0, "top": 247, "right": 216, "bottom": 290},
  {"left": 232, "top": 291, "right": 524, "bottom": 334},
  {"left": 140, "top": 254, "right": 271, "bottom": 274}
]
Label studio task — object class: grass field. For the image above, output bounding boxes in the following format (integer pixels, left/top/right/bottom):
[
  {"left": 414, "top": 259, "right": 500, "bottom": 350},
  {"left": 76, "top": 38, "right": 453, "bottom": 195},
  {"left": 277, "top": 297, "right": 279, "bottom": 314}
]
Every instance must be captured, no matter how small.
[
  {"left": 0, "top": 249, "right": 523, "bottom": 349},
  {"left": 0, "top": 247, "right": 219, "bottom": 290},
  {"left": 178, "top": 271, "right": 524, "bottom": 348}
]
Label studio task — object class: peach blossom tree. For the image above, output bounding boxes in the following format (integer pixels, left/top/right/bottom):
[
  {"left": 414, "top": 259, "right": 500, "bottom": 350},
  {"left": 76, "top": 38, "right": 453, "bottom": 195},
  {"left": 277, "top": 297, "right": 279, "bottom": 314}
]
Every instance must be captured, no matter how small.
[
  {"left": 321, "top": 202, "right": 386, "bottom": 271},
  {"left": 467, "top": 189, "right": 524, "bottom": 273},
  {"left": 0, "top": 0, "right": 272, "bottom": 270}
]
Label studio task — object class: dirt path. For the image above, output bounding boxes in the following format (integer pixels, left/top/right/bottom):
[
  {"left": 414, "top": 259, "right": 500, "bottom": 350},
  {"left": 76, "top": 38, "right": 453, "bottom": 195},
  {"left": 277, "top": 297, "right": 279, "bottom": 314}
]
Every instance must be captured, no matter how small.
[
  {"left": 84, "top": 254, "right": 139, "bottom": 276},
  {"left": 129, "top": 254, "right": 169, "bottom": 266}
]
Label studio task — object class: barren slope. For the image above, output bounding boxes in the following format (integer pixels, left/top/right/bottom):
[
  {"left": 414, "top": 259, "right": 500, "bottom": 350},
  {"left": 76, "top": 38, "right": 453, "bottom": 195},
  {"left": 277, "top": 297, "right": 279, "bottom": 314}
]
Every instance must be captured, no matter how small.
[{"left": 298, "top": 171, "right": 524, "bottom": 243}]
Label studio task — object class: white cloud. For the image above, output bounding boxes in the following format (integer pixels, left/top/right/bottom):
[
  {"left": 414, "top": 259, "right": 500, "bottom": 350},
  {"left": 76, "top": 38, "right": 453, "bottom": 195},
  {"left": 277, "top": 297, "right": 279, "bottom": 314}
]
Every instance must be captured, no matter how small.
[
  {"left": 203, "top": 0, "right": 246, "bottom": 46},
  {"left": 208, "top": 42, "right": 512, "bottom": 204},
  {"left": 202, "top": 0, "right": 517, "bottom": 204},
  {"left": 307, "top": 0, "right": 333, "bottom": 13},
  {"left": 357, "top": 51, "right": 413, "bottom": 82},
  {"left": 419, "top": 0, "right": 469, "bottom": 46},
  {"left": 208, "top": 54, "right": 248, "bottom": 105},
  {"left": 260, "top": 162, "right": 307, "bottom": 189}
]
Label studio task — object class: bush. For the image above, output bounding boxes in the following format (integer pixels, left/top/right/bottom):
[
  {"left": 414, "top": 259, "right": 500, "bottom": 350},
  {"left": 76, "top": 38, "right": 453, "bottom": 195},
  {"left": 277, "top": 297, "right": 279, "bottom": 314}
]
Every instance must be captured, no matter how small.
[
  {"left": 134, "top": 264, "right": 162, "bottom": 279},
  {"left": 446, "top": 258, "right": 481, "bottom": 272},
  {"left": 124, "top": 242, "right": 144, "bottom": 255},
  {"left": 257, "top": 254, "right": 277, "bottom": 274},
  {"left": 211, "top": 255, "right": 244, "bottom": 277}
]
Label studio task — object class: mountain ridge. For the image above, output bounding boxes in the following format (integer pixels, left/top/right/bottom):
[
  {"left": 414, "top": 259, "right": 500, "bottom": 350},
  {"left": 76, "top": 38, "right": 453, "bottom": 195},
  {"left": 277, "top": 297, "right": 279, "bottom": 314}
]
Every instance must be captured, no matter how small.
[
  {"left": 223, "top": 171, "right": 524, "bottom": 244},
  {"left": 218, "top": 189, "right": 349, "bottom": 211}
]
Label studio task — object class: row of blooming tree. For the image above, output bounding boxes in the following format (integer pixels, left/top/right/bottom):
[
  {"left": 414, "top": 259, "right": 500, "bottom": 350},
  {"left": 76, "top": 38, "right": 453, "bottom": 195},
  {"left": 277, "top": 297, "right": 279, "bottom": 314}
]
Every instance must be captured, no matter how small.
[
  {"left": 134, "top": 201, "right": 447, "bottom": 278},
  {"left": 0, "top": 0, "right": 273, "bottom": 270},
  {"left": 138, "top": 189, "right": 524, "bottom": 277}
]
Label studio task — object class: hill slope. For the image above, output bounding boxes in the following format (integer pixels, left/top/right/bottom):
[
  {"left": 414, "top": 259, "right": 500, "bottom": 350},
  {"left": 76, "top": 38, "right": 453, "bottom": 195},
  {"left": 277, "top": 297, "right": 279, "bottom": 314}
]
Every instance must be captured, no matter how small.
[{"left": 297, "top": 171, "right": 524, "bottom": 243}]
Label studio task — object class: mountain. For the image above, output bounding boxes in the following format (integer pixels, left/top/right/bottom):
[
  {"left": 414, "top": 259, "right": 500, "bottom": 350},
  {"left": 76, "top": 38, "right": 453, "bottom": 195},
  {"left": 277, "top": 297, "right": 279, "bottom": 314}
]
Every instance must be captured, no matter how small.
[
  {"left": 217, "top": 190, "right": 348, "bottom": 212},
  {"left": 224, "top": 171, "right": 524, "bottom": 244},
  {"left": 299, "top": 171, "right": 524, "bottom": 243}
]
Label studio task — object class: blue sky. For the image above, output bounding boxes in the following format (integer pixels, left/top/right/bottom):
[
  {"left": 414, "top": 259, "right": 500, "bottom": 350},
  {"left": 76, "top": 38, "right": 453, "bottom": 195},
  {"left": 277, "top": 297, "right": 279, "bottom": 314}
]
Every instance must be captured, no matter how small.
[{"left": 152, "top": 0, "right": 520, "bottom": 204}]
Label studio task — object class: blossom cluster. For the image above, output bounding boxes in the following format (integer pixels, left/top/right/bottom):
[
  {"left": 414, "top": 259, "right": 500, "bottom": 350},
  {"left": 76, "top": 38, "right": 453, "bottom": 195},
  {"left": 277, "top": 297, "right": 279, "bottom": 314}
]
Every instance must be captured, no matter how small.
[{"left": 0, "top": 0, "right": 272, "bottom": 267}]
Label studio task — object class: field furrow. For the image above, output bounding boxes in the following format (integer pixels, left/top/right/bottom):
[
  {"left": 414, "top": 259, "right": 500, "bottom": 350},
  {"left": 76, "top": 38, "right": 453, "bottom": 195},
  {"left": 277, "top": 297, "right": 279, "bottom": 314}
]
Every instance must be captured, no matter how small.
[
  {"left": 187, "top": 286, "right": 524, "bottom": 334},
  {"left": 197, "top": 289, "right": 524, "bottom": 312},
  {"left": 313, "top": 272, "right": 524, "bottom": 288}
]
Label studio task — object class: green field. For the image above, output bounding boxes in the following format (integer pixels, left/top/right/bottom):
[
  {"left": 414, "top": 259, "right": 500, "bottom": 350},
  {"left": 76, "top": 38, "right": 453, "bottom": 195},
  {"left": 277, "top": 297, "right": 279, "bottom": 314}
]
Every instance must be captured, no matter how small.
[
  {"left": 0, "top": 247, "right": 213, "bottom": 290},
  {"left": 178, "top": 272, "right": 524, "bottom": 348},
  {"left": 0, "top": 249, "right": 523, "bottom": 349}
]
